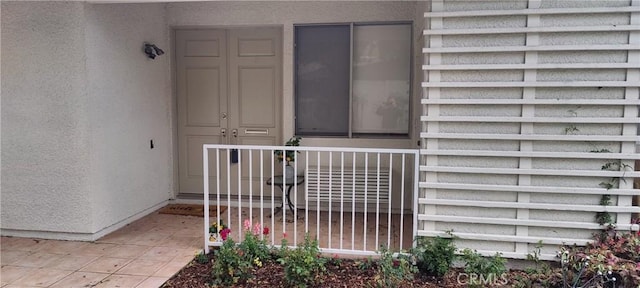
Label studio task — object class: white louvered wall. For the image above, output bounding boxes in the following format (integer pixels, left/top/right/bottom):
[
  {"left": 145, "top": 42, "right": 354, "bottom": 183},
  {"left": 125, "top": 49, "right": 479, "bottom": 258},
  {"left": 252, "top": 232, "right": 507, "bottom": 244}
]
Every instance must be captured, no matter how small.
[{"left": 420, "top": 0, "right": 640, "bottom": 260}]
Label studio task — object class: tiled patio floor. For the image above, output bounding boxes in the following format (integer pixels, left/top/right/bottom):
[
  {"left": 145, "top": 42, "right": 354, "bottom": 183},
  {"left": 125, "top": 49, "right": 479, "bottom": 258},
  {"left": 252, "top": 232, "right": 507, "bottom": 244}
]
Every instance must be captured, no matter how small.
[
  {"left": 1, "top": 211, "right": 202, "bottom": 288},
  {"left": 1, "top": 205, "right": 413, "bottom": 287}
]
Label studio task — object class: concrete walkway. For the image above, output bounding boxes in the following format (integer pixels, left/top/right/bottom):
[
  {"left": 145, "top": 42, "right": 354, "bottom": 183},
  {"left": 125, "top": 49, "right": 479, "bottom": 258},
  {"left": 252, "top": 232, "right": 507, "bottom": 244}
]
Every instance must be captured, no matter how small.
[{"left": 1, "top": 211, "right": 203, "bottom": 288}]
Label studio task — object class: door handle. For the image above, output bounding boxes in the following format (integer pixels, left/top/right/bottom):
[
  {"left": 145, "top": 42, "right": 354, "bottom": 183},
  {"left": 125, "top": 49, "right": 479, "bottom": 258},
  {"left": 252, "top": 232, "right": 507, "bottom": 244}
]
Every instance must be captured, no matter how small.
[{"left": 221, "top": 128, "right": 227, "bottom": 137}]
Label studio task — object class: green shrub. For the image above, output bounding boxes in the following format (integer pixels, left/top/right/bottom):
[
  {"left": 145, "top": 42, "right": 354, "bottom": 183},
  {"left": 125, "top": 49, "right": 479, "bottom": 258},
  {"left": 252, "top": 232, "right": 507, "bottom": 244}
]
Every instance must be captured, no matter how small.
[
  {"left": 460, "top": 249, "right": 507, "bottom": 287},
  {"left": 238, "top": 230, "right": 271, "bottom": 267},
  {"left": 211, "top": 238, "right": 253, "bottom": 286},
  {"left": 374, "top": 246, "right": 417, "bottom": 288},
  {"left": 411, "top": 236, "right": 456, "bottom": 277},
  {"left": 277, "top": 234, "right": 326, "bottom": 287}
]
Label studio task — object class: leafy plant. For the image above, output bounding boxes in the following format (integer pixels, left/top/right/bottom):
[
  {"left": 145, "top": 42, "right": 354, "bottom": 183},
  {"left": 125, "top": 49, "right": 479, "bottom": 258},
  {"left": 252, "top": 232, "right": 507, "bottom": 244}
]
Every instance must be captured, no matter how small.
[
  {"left": 195, "top": 251, "right": 209, "bottom": 264},
  {"left": 459, "top": 249, "right": 507, "bottom": 287},
  {"left": 275, "top": 136, "right": 301, "bottom": 164},
  {"left": 411, "top": 235, "right": 456, "bottom": 277},
  {"left": 374, "top": 245, "right": 417, "bottom": 288},
  {"left": 210, "top": 221, "right": 272, "bottom": 286},
  {"left": 356, "top": 257, "right": 374, "bottom": 271},
  {"left": 211, "top": 238, "right": 253, "bottom": 286},
  {"left": 238, "top": 220, "right": 271, "bottom": 265},
  {"left": 277, "top": 234, "right": 326, "bottom": 287}
]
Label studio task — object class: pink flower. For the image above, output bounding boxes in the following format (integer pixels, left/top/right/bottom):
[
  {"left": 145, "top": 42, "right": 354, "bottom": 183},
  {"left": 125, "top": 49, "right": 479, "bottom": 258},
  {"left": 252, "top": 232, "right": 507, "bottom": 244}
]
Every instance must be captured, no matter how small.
[
  {"left": 220, "top": 228, "right": 231, "bottom": 241},
  {"left": 253, "top": 222, "right": 262, "bottom": 235},
  {"left": 283, "top": 232, "right": 288, "bottom": 238},
  {"left": 243, "top": 219, "right": 251, "bottom": 231},
  {"left": 263, "top": 227, "right": 270, "bottom": 235}
]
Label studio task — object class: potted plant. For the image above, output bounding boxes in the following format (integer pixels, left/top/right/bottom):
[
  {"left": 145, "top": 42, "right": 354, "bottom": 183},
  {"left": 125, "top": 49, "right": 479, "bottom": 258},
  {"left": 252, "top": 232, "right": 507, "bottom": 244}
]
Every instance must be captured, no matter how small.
[{"left": 275, "top": 136, "right": 301, "bottom": 182}]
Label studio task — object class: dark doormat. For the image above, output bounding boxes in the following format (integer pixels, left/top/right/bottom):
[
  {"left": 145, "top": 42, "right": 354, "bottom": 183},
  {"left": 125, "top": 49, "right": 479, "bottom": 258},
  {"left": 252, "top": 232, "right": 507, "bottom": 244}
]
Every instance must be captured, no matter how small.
[{"left": 158, "top": 204, "right": 227, "bottom": 217}]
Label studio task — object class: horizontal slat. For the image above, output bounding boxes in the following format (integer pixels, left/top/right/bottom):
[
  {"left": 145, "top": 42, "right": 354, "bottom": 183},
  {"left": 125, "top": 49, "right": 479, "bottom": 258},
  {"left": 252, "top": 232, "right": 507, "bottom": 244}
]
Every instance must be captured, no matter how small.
[
  {"left": 472, "top": 250, "right": 557, "bottom": 261},
  {"left": 420, "top": 198, "right": 640, "bottom": 213},
  {"left": 420, "top": 166, "right": 640, "bottom": 177},
  {"left": 425, "top": 6, "right": 640, "bottom": 18},
  {"left": 306, "top": 167, "right": 391, "bottom": 204},
  {"left": 203, "top": 144, "right": 418, "bottom": 155},
  {"left": 420, "top": 116, "right": 640, "bottom": 123},
  {"left": 422, "top": 81, "right": 639, "bottom": 88},
  {"left": 424, "top": 25, "right": 640, "bottom": 35},
  {"left": 419, "top": 182, "right": 639, "bottom": 196},
  {"left": 417, "top": 214, "right": 637, "bottom": 230},
  {"left": 307, "top": 196, "right": 389, "bottom": 203},
  {"left": 423, "top": 63, "right": 640, "bottom": 70},
  {"left": 420, "top": 149, "right": 640, "bottom": 159},
  {"left": 417, "top": 230, "right": 591, "bottom": 246},
  {"left": 423, "top": 44, "right": 639, "bottom": 53},
  {"left": 421, "top": 98, "right": 639, "bottom": 105},
  {"left": 420, "top": 132, "right": 640, "bottom": 142}
]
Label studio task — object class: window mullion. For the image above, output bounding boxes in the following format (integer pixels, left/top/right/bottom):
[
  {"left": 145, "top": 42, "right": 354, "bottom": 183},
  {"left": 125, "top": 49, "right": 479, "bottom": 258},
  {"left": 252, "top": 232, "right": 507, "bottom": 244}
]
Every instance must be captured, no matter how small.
[{"left": 348, "top": 23, "right": 354, "bottom": 139}]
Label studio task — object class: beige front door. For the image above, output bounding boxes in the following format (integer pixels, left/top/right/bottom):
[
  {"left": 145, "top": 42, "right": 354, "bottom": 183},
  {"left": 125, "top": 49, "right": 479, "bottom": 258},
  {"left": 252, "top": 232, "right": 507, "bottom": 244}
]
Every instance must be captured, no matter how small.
[{"left": 176, "top": 27, "right": 282, "bottom": 195}]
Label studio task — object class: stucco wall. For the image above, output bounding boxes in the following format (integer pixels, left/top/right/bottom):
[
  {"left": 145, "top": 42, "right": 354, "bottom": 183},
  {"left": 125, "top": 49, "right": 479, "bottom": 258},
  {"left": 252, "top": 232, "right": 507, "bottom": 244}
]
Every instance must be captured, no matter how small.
[
  {"left": 420, "top": 0, "right": 639, "bottom": 259},
  {"left": 167, "top": 1, "right": 423, "bottom": 149},
  {"left": 85, "top": 3, "right": 172, "bottom": 233},
  {"left": 1, "top": 2, "right": 173, "bottom": 239},
  {"left": 1, "top": 2, "right": 93, "bottom": 235}
]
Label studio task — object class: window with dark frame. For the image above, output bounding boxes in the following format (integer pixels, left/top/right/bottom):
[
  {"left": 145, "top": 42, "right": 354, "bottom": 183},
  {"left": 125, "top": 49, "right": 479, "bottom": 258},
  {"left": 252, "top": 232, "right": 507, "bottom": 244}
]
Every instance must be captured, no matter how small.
[{"left": 294, "top": 22, "right": 412, "bottom": 138}]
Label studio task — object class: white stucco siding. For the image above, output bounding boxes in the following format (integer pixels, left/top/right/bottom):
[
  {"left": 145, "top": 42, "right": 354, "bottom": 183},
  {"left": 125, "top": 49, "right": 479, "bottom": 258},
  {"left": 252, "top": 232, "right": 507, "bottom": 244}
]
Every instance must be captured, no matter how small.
[
  {"left": 1, "top": 2, "right": 93, "bottom": 234},
  {"left": 421, "top": 0, "right": 639, "bottom": 259},
  {"left": 167, "top": 1, "right": 423, "bottom": 149},
  {"left": 85, "top": 3, "right": 172, "bottom": 233},
  {"left": 1, "top": 2, "right": 173, "bottom": 240}
]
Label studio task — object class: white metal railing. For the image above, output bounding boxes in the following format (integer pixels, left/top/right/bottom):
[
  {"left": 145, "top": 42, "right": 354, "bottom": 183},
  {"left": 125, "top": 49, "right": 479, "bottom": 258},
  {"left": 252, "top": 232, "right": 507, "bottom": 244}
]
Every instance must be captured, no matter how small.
[{"left": 202, "top": 144, "right": 420, "bottom": 256}]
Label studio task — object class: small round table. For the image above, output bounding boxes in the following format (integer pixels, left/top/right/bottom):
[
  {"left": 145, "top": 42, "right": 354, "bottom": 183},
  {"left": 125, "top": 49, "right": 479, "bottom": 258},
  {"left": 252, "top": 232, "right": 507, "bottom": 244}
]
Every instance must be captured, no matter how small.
[{"left": 267, "top": 175, "right": 305, "bottom": 218}]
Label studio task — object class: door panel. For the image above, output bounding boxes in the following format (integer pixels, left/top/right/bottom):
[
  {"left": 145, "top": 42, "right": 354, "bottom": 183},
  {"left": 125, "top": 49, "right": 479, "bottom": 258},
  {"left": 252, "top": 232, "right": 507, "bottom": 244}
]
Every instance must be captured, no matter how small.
[
  {"left": 176, "top": 29, "right": 228, "bottom": 194},
  {"left": 238, "top": 67, "right": 276, "bottom": 127},
  {"left": 186, "top": 68, "right": 221, "bottom": 126},
  {"left": 176, "top": 27, "right": 282, "bottom": 196},
  {"left": 229, "top": 28, "right": 282, "bottom": 196}
]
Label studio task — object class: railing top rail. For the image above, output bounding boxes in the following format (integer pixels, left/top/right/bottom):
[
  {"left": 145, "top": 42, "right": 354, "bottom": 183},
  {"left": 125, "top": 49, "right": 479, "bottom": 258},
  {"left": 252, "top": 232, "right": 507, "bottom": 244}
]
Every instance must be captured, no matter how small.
[{"left": 202, "top": 144, "right": 419, "bottom": 155}]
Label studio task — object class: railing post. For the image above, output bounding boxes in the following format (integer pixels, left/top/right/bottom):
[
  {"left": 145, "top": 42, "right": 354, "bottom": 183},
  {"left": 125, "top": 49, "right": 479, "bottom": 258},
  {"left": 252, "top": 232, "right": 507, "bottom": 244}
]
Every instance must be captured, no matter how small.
[{"left": 203, "top": 146, "right": 210, "bottom": 254}]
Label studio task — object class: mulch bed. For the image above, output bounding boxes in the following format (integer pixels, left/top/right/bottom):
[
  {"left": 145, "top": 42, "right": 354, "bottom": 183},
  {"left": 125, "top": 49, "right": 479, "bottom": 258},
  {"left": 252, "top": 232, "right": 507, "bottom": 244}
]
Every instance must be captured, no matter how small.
[{"left": 161, "top": 253, "right": 528, "bottom": 288}]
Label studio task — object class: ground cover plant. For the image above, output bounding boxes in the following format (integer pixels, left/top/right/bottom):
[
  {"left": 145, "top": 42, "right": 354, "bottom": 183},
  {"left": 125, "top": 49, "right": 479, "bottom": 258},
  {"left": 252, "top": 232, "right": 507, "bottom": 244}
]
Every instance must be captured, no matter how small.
[{"left": 162, "top": 226, "right": 640, "bottom": 288}]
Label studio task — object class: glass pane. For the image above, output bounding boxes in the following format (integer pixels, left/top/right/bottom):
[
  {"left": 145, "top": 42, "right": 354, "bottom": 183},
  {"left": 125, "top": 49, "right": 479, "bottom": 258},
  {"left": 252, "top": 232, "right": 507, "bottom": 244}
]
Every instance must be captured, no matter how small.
[
  {"left": 353, "top": 24, "right": 411, "bottom": 135},
  {"left": 295, "top": 25, "right": 351, "bottom": 136}
]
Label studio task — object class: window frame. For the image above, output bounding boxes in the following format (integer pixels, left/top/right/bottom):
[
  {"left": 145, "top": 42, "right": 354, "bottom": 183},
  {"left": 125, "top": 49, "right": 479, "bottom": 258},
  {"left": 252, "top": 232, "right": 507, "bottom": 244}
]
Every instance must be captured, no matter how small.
[{"left": 293, "top": 21, "right": 414, "bottom": 139}]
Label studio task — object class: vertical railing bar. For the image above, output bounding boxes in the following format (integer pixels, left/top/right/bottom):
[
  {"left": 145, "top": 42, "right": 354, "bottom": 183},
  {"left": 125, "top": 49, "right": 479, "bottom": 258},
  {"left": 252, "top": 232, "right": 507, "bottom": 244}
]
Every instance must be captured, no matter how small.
[
  {"left": 316, "top": 152, "right": 321, "bottom": 241},
  {"left": 271, "top": 149, "right": 275, "bottom": 246},
  {"left": 400, "top": 154, "right": 406, "bottom": 251},
  {"left": 387, "top": 154, "right": 393, "bottom": 250},
  {"left": 216, "top": 148, "right": 221, "bottom": 243},
  {"left": 260, "top": 150, "right": 264, "bottom": 241},
  {"left": 340, "top": 152, "right": 344, "bottom": 250},
  {"left": 328, "top": 153, "right": 333, "bottom": 249},
  {"left": 305, "top": 151, "right": 309, "bottom": 234},
  {"left": 351, "top": 152, "right": 356, "bottom": 250},
  {"left": 282, "top": 147, "right": 286, "bottom": 243},
  {"left": 227, "top": 149, "right": 232, "bottom": 239},
  {"left": 249, "top": 150, "right": 253, "bottom": 223},
  {"left": 203, "top": 146, "right": 210, "bottom": 254},
  {"left": 363, "top": 153, "right": 368, "bottom": 251},
  {"left": 238, "top": 149, "right": 243, "bottom": 241},
  {"left": 376, "top": 153, "right": 381, "bottom": 250},
  {"left": 413, "top": 152, "right": 420, "bottom": 249},
  {"left": 294, "top": 149, "right": 298, "bottom": 246}
]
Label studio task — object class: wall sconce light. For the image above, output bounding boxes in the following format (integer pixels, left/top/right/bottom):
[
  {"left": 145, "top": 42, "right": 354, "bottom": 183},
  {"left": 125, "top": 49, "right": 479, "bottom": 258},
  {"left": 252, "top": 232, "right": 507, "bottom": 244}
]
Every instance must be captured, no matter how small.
[{"left": 144, "top": 43, "right": 164, "bottom": 59}]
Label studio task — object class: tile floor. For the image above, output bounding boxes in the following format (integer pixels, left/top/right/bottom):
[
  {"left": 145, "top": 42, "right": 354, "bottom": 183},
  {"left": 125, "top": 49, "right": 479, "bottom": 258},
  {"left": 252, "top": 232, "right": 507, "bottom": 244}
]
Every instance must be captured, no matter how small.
[
  {"left": 1, "top": 205, "right": 413, "bottom": 287},
  {"left": 1, "top": 212, "right": 203, "bottom": 288}
]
